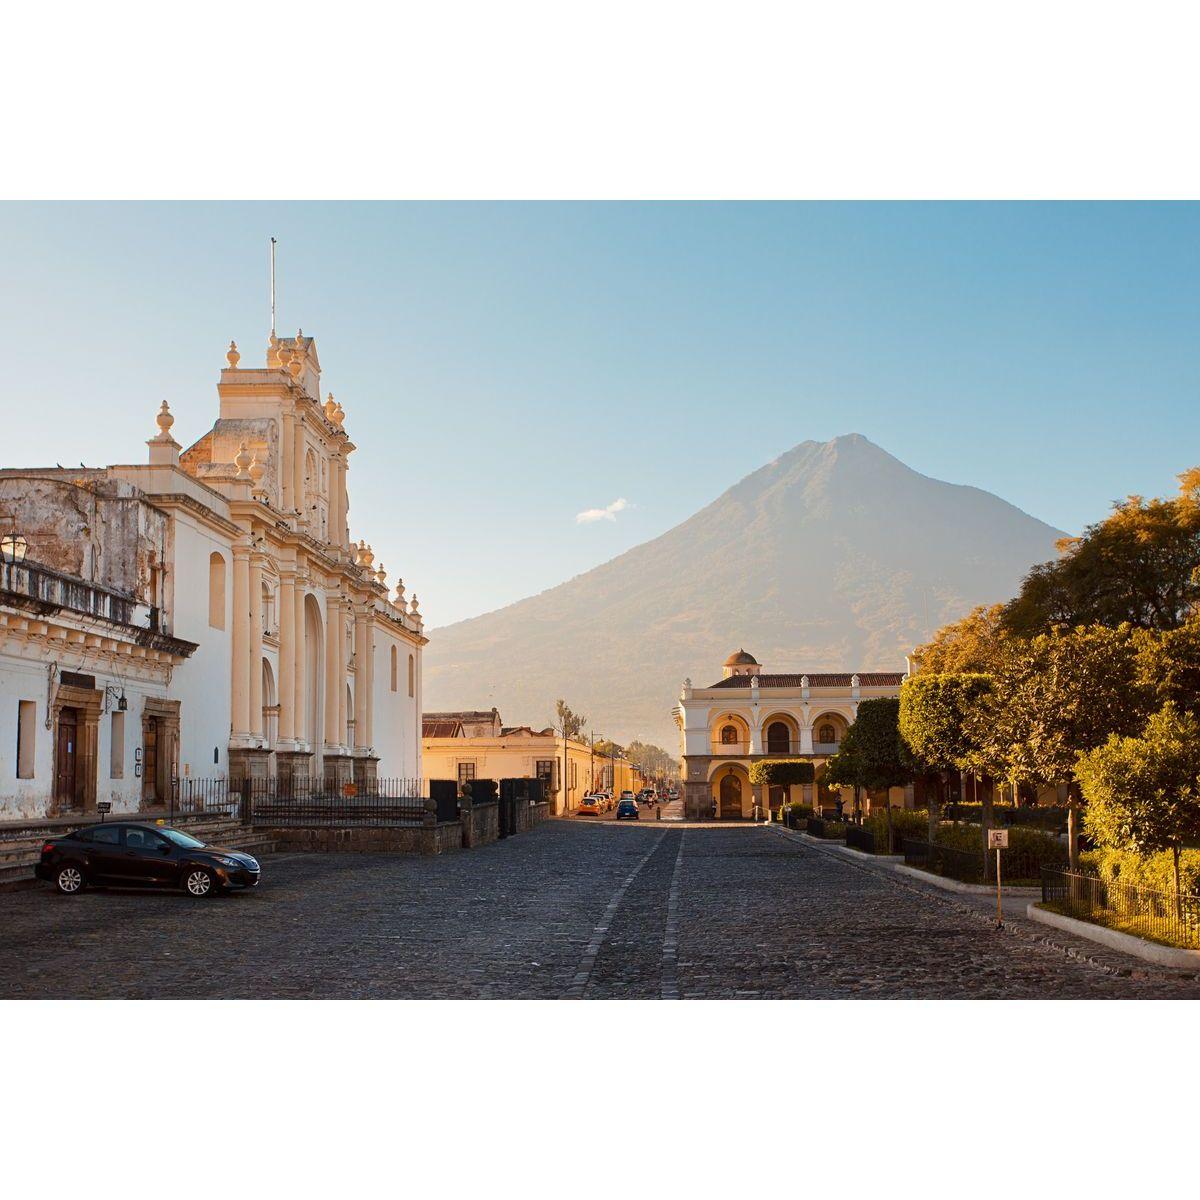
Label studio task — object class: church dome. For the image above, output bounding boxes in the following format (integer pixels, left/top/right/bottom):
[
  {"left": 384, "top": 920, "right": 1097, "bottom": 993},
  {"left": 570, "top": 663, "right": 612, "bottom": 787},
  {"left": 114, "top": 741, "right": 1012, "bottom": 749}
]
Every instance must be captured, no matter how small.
[{"left": 724, "top": 649, "right": 759, "bottom": 667}]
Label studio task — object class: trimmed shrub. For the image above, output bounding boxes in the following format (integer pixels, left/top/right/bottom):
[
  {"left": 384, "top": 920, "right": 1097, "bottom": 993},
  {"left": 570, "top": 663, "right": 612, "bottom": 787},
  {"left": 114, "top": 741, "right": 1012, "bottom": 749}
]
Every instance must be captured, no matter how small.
[
  {"left": 749, "top": 759, "right": 815, "bottom": 787},
  {"left": 1082, "top": 847, "right": 1200, "bottom": 896},
  {"left": 864, "top": 808, "right": 928, "bottom": 851}
]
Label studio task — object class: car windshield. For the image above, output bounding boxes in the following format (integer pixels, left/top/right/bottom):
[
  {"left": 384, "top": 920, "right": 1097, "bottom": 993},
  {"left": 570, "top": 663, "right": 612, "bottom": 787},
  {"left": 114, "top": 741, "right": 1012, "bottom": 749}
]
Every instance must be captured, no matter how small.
[{"left": 157, "top": 828, "right": 206, "bottom": 849}]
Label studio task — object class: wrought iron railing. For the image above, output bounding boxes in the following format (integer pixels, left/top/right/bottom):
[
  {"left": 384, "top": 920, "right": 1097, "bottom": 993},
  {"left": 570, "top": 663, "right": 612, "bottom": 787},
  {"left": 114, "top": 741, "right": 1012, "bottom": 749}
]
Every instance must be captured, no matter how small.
[
  {"left": 904, "top": 838, "right": 1067, "bottom": 885},
  {"left": 943, "top": 803, "right": 1068, "bottom": 834},
  {"left": 1041, "top": 867, "right": 1200, "bottom": 949},
  {"left": 845, "top": 825, "right": 879, "bottom": 854},
  {"left": 173, "top": 776, "right": 432, "bottom": 827}
]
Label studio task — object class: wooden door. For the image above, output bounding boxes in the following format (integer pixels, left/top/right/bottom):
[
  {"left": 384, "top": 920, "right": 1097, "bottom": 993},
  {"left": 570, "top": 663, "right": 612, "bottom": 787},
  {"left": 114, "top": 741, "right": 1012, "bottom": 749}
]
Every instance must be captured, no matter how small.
[
  {"left": 719, "top": 773, "right": 742, "bottom": 819},
  {"left": 143, "top": 716, "right": 160, "bottom": 805},
  {"left": 55, "top": 708, "right": 79, "bottom": 809}
]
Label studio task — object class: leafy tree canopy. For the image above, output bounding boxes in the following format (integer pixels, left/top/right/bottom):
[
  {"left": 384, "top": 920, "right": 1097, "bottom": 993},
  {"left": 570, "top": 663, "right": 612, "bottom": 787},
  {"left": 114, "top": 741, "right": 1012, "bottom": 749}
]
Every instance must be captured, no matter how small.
[
  {"left": 827, "top": 697, "right": 914, "bottom": 793},
  {"left": 1002, "top": 469, "right": 1200, "bottom": 636},
  {"left": 899, "top": 673, "right": 994, "bottom": 777},
  {"left": 748, "top": 758, "right": 815, "bottom": 787},
  {"left": 553, "top": 699, "right": 587, "bottom": 741},
  {"left": 911, "top": 604, "right": 1013, "bottom": 676},
  {"left": 985, "top": 624, "right": 1154, "bottom": 790},
  {"left": 1138, "top": 614, "right": 1200, "bottom": 717},
  {"left": 1077, "top": 703, "right": 1200, "bottom": 872}
]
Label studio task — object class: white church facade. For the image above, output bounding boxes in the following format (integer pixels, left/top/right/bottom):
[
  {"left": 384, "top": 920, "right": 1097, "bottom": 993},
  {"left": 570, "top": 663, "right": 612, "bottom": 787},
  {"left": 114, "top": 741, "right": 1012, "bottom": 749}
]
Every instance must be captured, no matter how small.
[
  {"left": 674, "top": 649, "right": 908, "bottom": 820},
  {"left": 0, "top": 329, "right": 425, "bottom": 819}
]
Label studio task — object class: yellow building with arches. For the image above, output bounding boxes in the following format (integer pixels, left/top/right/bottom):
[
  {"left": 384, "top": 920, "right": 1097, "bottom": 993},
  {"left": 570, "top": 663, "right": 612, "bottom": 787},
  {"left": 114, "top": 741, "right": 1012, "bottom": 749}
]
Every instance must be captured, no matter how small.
[{"left": 673, "top": 649, "right": 910, "bottom": 820}]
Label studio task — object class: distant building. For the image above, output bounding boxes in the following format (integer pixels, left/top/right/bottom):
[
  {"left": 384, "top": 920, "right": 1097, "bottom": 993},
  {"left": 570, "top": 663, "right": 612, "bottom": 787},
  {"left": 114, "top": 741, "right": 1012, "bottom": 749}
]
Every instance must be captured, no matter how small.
[
  {"left": 0, "top": 328, "right": 425, "bottom": 818},
  {"left": 673, "top": 649, "right": 909, "bottom": 820},
  {"left": 422, "top": 711, "right": 637, "bottom": 813}
]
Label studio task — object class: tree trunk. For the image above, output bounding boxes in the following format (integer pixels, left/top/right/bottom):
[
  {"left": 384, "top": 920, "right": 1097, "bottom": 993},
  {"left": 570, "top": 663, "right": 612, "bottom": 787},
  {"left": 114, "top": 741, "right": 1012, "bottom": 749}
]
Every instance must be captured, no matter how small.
[
  {"left": 1173, "top": 844, "right": 1183, "bottom": 922},
  {"left": 1066, "top": 780, "right": 1081, "bottom": 871},
  {"left": 928, "top": 773, "right": 943, "bottom": 844},
  {"left": 979, "top": 774, "right": 994, "bottom": 861},
  {"left": 853, "top": 785, "right": 862, "bottom": 824},
  {"left": 885, "top": 796, "right": 895, "bottom": 854}
]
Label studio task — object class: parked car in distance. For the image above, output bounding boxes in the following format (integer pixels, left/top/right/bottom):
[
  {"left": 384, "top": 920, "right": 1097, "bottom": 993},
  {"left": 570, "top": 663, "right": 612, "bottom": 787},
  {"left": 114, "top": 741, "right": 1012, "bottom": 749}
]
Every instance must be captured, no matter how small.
[
  {"left": 615, "top": 798, "right": 640, "bottom": 820},
  {"left": 37, "top": 822, "right": 261, "bottom": 898},
  {"left": 578, "top": 795, "right": 602, "bottom": 816}
]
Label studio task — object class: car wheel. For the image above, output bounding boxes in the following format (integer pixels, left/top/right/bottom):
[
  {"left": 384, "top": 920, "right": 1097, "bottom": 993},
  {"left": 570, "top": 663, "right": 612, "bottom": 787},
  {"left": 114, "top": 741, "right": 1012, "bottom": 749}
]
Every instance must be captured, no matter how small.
[
  {"left": 55, "top": 865, "right": 84, "bottom": 895},
  {"left": 183, "top": 867, "right": 216, "bottom": 898}
]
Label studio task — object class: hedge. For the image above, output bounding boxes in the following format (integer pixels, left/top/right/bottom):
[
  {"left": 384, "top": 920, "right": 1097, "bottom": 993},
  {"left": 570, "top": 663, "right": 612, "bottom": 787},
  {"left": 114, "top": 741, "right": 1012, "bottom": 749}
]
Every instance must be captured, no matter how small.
[
  {"left": 864, "top": 808, "right": 929, "bottom": 850},
  {"left": 749, "top": 759, "right": 815, "bottom": 787},
  {"left": 1081, "top": 847, "right": 1200, "bottom": 896}
]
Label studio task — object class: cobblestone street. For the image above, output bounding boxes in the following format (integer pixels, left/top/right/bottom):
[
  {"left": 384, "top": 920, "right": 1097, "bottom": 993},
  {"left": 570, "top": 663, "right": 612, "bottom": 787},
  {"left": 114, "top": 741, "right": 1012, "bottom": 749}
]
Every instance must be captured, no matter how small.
[{"left": 3, "top": 821, "right": 1198, "bottom": 999}]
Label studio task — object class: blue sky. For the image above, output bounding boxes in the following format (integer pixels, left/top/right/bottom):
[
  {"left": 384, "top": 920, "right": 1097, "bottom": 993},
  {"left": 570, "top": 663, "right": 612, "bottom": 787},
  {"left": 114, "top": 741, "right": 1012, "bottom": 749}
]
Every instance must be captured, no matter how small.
[{"left": 2, "top": 202, "right": 1196, "bottom": 625}]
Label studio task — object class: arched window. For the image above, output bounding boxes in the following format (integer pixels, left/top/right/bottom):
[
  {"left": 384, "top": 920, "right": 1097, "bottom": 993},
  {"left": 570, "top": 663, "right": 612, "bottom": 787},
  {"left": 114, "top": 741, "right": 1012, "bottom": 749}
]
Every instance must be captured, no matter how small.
[
  {"left": 818, "top": 723, "right": 836, "bottom": 745},
  {"left": 408, "top": 653, "right": 415, "bottom": 698},
  {"left": 208, "top": 553, "right": 226, "bottom": 629},
  {"left": 390, "top": 645, "right": 398, "bottom": 692},
  {"left": 261, "top": 581, "right": 275, "bottom": 634},
  {"left": 720, "top": 724, "right": 738, "bottom": 745},
  {"left": 766, "top": 721, "right": 791, "bottom": 754}
]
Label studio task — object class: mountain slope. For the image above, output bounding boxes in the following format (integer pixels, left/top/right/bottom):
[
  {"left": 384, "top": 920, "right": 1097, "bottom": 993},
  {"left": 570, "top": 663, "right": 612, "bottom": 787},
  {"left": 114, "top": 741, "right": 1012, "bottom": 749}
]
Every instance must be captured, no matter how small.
[{"left": 422, "top": 434, "right": 1066, "bottom": 747}]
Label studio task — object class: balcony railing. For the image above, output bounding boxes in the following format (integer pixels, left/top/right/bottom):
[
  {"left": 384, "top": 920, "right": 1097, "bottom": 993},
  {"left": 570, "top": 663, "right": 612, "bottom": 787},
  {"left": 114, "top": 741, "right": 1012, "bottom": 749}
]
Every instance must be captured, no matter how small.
[
  {"left": 711, "top": 741, "right": 751, "bottom": 755},
  {"left": 706, "top": 740, "right": 840, "bottom": 757}
]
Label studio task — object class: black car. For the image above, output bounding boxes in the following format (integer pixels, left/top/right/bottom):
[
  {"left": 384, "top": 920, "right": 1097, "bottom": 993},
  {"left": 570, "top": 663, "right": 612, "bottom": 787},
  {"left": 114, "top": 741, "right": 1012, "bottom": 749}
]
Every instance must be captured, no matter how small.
[{"left": 36, "top": 822, "right": 261, "bottom": 898}]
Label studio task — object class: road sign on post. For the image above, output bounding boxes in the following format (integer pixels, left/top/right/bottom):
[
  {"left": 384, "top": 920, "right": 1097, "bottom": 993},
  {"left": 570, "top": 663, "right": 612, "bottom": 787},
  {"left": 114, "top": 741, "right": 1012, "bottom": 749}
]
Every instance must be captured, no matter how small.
[{"left": 987, "top": 828, "right": 1009, "bottom": 927}]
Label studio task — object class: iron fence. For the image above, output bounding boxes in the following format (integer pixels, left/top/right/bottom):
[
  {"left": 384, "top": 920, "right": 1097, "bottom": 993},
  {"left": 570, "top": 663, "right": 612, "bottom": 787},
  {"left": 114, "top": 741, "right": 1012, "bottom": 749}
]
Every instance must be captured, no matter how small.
[
  {"left": 1041, "top": 867, "right": 1200, "bottom": 949},
  {"left": 943, "top": 803, "right": 1068, "bottom": 834},
  {"left": 806, "top": 817, "right": 847, "bottom": 839},
  {"left": 904, "top": 837, "right": 1067, "bottom": 885},
  {"left": 173, "top": 776, "right": 433, "bottom": 827},
  {"left": 845, "top": 825, "right": 879, "bottom": 854}
]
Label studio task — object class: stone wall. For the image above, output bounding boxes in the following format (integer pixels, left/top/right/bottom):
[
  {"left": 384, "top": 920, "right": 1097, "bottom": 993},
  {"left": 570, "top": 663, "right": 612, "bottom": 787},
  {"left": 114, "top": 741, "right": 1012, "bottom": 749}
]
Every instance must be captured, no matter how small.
[{"left": 262, "top": 822, "right": 462, "bottom": 856}]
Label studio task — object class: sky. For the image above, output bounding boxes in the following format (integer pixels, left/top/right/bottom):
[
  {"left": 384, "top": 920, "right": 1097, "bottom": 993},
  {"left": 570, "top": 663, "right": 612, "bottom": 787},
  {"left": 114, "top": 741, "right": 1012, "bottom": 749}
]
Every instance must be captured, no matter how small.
[{"left": 2, "top": 202, "right": 1196, "bottom": 626}]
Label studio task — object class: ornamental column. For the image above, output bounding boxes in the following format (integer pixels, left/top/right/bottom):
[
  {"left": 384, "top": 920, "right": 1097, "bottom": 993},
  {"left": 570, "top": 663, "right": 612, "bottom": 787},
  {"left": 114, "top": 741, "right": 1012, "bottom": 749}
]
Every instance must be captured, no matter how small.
[
  {"left": 324, "top": 595, "right": 341, "bottom": 748},
  {"left": 248, "top": 551, "right": 264, "bottom": 741},
  {"left": 293, "top": 580, "right": 307, "bottom": 747},
  {"left": 329, "top": 454, "right": 344, "bottom": 549},
  {"left": 353, "top": 607, "right": 370, "bottom": 749},
  {"left": 281, "top": 411, "right": 295, "bottom": 512},
  {"left": 337, "top": 600, "right": 349, "bottom": 747},
  {"left": 277, "top": 571, "right": 296, "bottom": 745},
  {"left": 293, "top": 417, "right": 307, "bottom": 525},
  {"left": 364, "top": 615, "right": 375, "bottom": 749},
  {"left": 230, "top": 543, "right": 251, "bottom": 740}
]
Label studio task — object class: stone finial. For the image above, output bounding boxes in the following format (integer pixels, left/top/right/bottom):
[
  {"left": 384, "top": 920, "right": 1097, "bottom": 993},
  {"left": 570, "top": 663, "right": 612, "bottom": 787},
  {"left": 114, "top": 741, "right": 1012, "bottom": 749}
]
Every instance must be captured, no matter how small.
[
  {"left": 267, "top": 333, "right": 281, "bottom": 367},
  {"left": 409, "top": 593, "right": 421, "bottom": 618},
  {"left": 801, "top": 674, "right": 809, "bottom": 688},
  {"left": 353, "top": 540, "right": 367, "bottom": 566},
  {"left": 234, "top": 441, "right": 253, "bottom": 480},
  {"left": 332, "top": 401, "right": 345, "bottom": 428},
  {"left": 324, "top": 393, "right": 338, "bottom": 421},
  {"left": 684, "top": 677, "right": 691, "bottom": 688},
  {"left": 154, "top": 400, "right": 175, "bottom": 438},
  {"left": 147, "top": 400, "right": 181, "bottom": 465},
  {"left": 296, "top": 327, "right": 304, "bottom": 343},
  {"left": 394, "top": 578, "right": 406, "bottom": 606},
  {"left": 375, "top": 562, "right": 387, "bottom": 586},
  {"left": 851, "top": 673, "right": 860, "bottom": 688},
  {"left": 287, "top": 346, "right": 304, "bottom": 379},
  {"left": 226, "top": 340, "right": 240, "bottom": 368},
  {"left": 362, "top": 543, "right": 375, "bottom": 569},
  {"left": 249, "top": 451, "right": 267, "bottom": 499}
]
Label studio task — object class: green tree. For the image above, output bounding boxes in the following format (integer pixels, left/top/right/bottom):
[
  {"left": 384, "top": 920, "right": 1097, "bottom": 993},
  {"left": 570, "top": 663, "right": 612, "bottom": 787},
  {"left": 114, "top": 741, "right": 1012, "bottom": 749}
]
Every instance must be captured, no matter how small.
[
  {"left": 1002, "top": 468, "right": 1200, "bottom": 637},
  {"left": 911, "top": 604, "right": 1014, "bottom": 675},
  {"left": 825, "top": 698, "right": 914, "bottom": 845},
  {"left": 900, "top": 674, "right": 994, "bottom": 843},
  {"left": 552, "top": 700, "right": 587, "bottom": 814},
  {"left": 984, "top": 624, "right": 1154, "bottom": 868},
  {"left": 1138, "top": 615, "right": 1200, "bottom": 716},
  {"left": 1077, "top": 703, "right": 1200, "bottom": 905}
]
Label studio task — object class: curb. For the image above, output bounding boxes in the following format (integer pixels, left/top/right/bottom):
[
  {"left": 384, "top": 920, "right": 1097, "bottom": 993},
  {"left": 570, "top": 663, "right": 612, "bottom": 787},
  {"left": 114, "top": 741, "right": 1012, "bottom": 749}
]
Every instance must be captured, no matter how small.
[
  {"left": 773, "top": 826, "right": 1038, "bottom": 896},
  {"left": 1026, "top": 903, "right": 1200, "bottom": 971}
]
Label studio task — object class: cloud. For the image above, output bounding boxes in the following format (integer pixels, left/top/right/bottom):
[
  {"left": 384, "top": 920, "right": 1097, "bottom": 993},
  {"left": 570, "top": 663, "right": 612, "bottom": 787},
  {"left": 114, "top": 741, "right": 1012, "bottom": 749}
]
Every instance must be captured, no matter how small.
[{"left": 576, "top": 497, "right": 630, "bottom": 524}]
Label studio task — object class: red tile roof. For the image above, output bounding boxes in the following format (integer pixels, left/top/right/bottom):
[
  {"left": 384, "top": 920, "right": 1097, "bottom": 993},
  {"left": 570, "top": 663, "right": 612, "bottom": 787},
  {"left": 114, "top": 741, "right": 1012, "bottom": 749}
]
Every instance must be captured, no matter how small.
[
  {"left": 708, "top": 672, "right": 904, "bottom": 689},
  {"left": 422, "top": 718, "right": 464, "bottom": 738}
]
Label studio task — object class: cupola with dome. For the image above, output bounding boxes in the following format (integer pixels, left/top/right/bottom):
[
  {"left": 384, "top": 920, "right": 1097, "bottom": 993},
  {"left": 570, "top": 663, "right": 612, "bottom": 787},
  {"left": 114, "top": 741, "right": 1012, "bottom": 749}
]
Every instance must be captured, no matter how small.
[{"left": 722, "top": 648, "right": 761, "bottom": 679}]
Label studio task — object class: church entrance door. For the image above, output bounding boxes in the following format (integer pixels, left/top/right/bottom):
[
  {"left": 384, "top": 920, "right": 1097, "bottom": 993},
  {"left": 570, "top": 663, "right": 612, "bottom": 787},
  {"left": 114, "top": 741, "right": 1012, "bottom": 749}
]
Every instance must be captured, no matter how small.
[{"left": 719, "top": 773, "right": 743, "bottom": 819}]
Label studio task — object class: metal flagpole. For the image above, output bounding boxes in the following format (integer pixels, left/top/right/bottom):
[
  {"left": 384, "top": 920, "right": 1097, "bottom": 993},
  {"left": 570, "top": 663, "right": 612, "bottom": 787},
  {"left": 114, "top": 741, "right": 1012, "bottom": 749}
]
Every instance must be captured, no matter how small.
[{"left": 270, "top": 237, "right": 277, "bottom": 336}]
